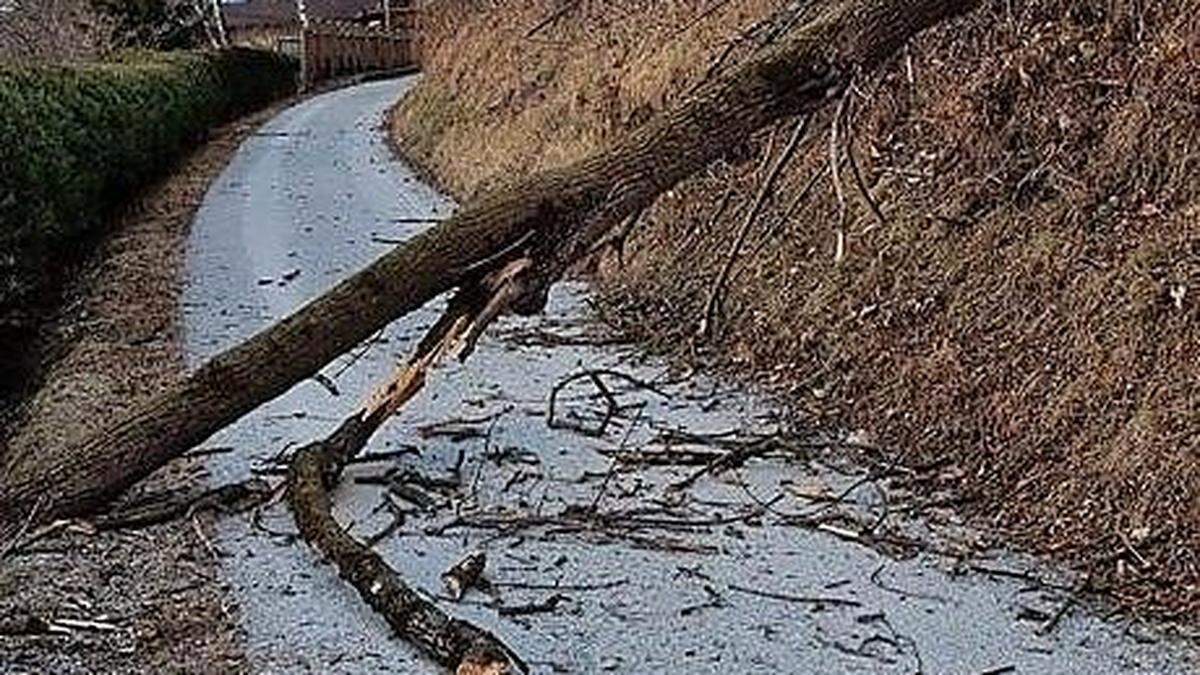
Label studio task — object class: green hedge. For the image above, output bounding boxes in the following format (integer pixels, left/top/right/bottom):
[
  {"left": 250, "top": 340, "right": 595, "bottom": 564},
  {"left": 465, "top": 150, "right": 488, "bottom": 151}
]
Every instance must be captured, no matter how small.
[{"left": 0, "top": 48, "right": 297, "bottom": 303}]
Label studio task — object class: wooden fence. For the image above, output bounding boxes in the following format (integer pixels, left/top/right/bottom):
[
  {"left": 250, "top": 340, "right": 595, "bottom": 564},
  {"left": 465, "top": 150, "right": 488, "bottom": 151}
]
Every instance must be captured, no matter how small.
[
  {"left": 301, "top": 17, "right": 418, "bottom": 86},
  {"left": 227, "top": 9, "right": 421, "bottom": 87}
]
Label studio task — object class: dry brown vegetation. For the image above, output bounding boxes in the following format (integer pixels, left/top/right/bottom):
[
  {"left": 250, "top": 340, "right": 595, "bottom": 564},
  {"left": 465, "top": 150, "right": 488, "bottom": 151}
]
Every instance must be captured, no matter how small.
[
  {"left": 394, "top": 0, "right": 1200, "bottom": 616},
  {"left": 0, "top": 0, "right": 110, "bottom": 62}
]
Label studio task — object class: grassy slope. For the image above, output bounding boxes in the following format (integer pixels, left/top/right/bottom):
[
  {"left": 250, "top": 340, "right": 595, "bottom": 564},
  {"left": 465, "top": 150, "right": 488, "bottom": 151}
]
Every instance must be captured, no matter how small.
[{"left": 394, "top": 0, "right": 1200, "bottom": 615}]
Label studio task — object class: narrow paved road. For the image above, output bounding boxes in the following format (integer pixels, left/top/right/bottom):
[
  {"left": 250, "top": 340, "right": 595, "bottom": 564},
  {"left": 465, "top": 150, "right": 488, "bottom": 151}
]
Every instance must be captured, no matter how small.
[
  {"left": 185, "top": 78, "right": 446, "bottom": 672},
  {"left": 183, "top": 78, "right": 1198, "bottom": 673}
]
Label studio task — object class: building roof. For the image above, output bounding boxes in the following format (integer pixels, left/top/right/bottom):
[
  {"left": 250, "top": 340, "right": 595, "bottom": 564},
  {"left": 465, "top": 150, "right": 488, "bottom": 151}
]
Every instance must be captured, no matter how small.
[
  {"left": 222, "top": 0, "right": 392, "bottom": 28},
  {"left": 308, "top": 0, "right": 384, "bottom": 20}
]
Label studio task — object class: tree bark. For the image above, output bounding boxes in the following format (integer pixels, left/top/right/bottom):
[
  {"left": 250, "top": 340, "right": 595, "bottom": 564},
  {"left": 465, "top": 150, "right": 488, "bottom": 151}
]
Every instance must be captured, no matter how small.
[
  {"left": 287, "top": 274, "right": 529, "bottom": 673},
  {"left": 209, "top": 0, "right": 229, "bottom": 47},
  {"left": 288, "top": 411, "right": 525, "bottom": 675},
  {"left": 0, "top": 0, "right": 979, "bottom": 539}
]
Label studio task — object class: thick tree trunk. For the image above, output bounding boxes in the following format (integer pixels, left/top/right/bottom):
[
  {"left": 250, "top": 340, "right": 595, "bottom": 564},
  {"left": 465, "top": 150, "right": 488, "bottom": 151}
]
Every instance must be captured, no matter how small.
[{"left": 0, "top": 0, "right": 979, "bottom": 538}]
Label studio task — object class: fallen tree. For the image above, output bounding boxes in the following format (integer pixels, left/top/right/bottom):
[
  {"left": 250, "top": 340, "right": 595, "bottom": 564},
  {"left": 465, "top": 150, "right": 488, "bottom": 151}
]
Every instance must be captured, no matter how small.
[
  {"left": 0, "top": 0, "right": 977, "bottom": 558},
  {"left": 1, "top": 1, "right": 983, "bottom": 670}
]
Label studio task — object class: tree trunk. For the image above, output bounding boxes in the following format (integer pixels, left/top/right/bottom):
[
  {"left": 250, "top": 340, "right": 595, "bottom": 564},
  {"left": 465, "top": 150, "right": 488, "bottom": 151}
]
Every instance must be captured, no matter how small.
[
  {"left": 210, "top": 0, "right": 229, "bottom": 47},
  {"left": 0, "top": 0, "right": 979, "bottom": 538}
]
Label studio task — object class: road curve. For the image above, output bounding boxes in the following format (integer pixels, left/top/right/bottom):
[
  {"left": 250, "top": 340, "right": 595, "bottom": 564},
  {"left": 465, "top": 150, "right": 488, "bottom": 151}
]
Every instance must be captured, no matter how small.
[{"left": 182, "top": 78, "right": 1199, "bottom": 673}]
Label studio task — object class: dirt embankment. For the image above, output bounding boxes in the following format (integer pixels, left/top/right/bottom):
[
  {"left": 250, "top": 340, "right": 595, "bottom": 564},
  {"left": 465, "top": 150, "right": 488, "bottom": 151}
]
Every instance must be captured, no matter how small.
[{"left": 392, "top": 0, "right": 1200, "bottom": 616}]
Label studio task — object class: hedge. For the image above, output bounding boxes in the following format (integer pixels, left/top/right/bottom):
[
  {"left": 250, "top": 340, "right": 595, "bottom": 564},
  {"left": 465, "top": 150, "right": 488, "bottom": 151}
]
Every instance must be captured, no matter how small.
[{"left": 0, "top": 48, "right": 298, "bottom": 303}]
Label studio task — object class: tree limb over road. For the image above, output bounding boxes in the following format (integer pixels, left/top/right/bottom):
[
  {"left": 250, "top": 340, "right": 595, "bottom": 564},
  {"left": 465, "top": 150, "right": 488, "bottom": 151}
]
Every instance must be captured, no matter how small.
[{"left": 0, "top": 0, "right": 980, "bottom": 542}]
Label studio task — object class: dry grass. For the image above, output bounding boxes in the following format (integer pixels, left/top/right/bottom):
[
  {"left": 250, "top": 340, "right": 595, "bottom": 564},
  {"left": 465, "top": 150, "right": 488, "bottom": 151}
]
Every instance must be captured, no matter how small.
[
  {"left": 396, "top": 0, "right": 1200, "bottom": 616},
  {"left": 398, "top": 0, "right": 781, "bottom": 196}
]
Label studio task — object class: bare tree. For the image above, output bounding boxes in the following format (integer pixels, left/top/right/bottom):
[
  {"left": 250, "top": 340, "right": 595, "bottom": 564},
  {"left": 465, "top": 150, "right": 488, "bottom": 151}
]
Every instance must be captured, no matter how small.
[
  {"left": 89, "top": 0, "right": 210, "bottom": 50},
  {"left": 192, "top": 0, "right": 228, "bottom": 48},
  {"left": 0, "top": 0, "right": 112, "bottom": 62},
  {"left": 297, "top": 0, "right": 309, "bottom": 82},
  {"left": 208, "top": 0, "right": 227, "bottom": 46}
]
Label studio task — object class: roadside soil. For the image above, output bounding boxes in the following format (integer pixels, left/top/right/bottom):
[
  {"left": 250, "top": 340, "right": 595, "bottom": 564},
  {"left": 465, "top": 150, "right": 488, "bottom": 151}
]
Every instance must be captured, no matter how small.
[{"left": 0, "top": 99, "right": 302, "bottom": 674}]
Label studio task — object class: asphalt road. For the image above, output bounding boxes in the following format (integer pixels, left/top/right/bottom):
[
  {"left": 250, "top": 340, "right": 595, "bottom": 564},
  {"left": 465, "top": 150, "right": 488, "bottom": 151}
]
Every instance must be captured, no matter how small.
[{"left": 182, "top": 77, "right": 1199, "bottom": 674}]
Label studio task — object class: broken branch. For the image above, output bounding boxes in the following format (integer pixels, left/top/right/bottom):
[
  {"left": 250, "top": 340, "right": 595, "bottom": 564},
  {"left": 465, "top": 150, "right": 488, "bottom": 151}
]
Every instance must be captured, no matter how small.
[{"left": 698, "top": 115, "right": 811, "bottom": 339}]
